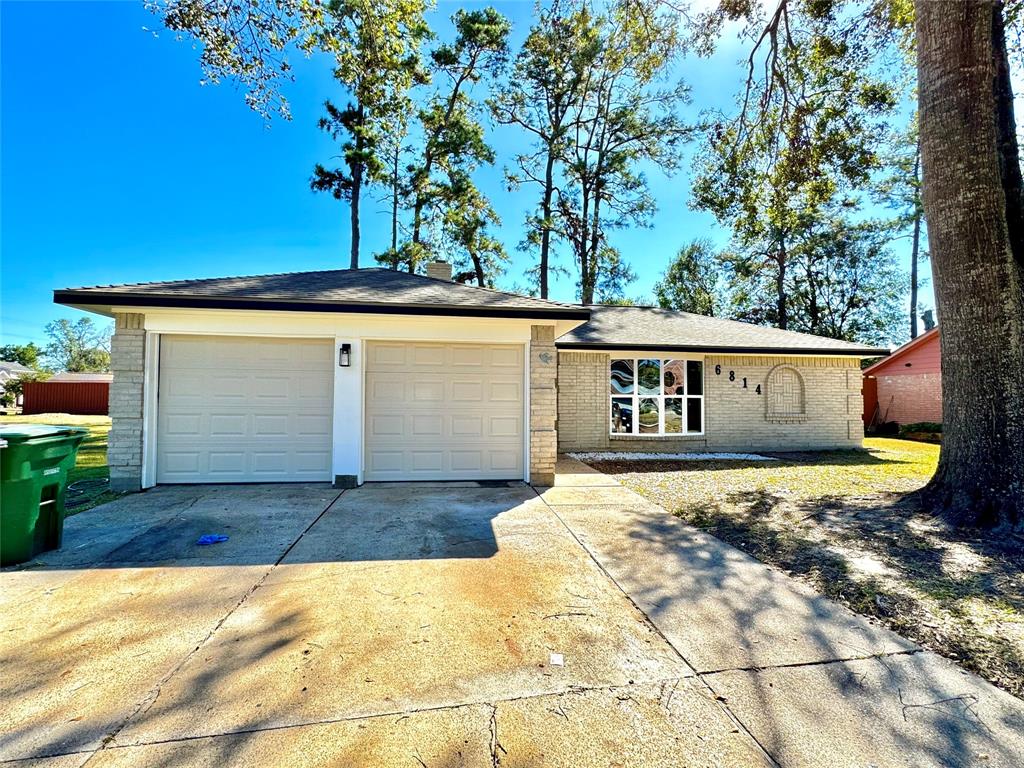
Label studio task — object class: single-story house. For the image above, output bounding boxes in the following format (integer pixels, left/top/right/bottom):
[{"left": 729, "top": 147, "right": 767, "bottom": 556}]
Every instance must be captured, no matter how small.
[
  {"left": 862, "top": 327, "right": 941, "bottom": 427},
  {"left": 0, "top": 360, "right": 33, "bottom": 408},
  {"left": 54, "top": 263, "right": 886, "bottom": 492}
]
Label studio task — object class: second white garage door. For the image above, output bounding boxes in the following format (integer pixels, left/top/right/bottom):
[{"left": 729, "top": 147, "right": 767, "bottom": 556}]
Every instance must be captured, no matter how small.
[
  {"left": 156, "top": 335, "right": 334, "bottom": 483},
  {"left": 364, "top": 341, "right": 524, "bottom": 481}
]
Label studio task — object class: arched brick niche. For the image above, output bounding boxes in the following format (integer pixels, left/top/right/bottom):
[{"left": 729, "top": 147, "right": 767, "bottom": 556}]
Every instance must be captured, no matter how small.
[{"left": 765, "top": 364, "right": 808, "bottom": 423}]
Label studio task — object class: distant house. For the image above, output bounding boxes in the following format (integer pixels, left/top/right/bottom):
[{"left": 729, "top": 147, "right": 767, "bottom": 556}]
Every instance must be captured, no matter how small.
[
  {"left": 0, "top": 360, "right": 33, "bottom": 408},
  {"left": 863, "top": 327, "right": 941, "bottom": 427}
]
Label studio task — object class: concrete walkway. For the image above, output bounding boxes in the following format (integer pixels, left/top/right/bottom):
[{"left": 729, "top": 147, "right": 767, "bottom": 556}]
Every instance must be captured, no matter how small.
[
  {"left": 541, "top": 458, "right": 1024, "bottom": 767},
  {"left": 3, "top": 466, "right": 1022, "bottom": 767}
]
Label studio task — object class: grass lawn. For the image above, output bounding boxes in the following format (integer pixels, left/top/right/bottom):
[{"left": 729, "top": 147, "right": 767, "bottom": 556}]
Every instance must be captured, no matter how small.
[
  {"left": 1, "top": 414, "right": 117, "bottom": 514},
  {"left": 590, "top": 438, "right": 1024, "bottom": 699}
]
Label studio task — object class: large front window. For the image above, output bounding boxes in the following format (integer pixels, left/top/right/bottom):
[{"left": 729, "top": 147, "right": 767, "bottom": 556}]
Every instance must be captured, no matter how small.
[{"left": 610, "top": 358, "right": 704, "bottom": 435}]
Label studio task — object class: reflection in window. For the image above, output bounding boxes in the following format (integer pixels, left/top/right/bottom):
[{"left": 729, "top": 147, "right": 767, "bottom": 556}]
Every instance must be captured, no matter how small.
[
  {"left": 638, "top": 359, "right": 660, "bottom": 395},
  {"left": 663, "top": 360, "right": 686, "bottom": 395},
  {"left": 687, "top": 397, "right": 702, "bottom": 433},
  {"left": 686, "top": 360, "right": 703, "bottom": 395},
  {"left": 639, "top": 398, "right": 660, "bottom": 433},
  {"left": 609, "top": 358, "right": 704, "bottom": 435},
  {"left": 611, "top": 397, "right": 633, "bottom": 433},
  {"left": 665, "top": 398, "right": 683, "bottom": 433},
  {"left": 610, "top": 360, "right": 634, "bottom": 394}
]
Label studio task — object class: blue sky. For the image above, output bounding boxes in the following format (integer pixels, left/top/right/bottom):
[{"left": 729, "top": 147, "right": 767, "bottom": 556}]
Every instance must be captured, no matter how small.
[{"left": 1, "top": 0, "right": 930, "bottom": 348}]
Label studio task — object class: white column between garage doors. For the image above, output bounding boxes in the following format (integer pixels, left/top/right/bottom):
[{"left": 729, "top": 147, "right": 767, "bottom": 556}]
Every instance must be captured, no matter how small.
[
  {"left": 155, "top": 335, "right": 334, "bottom": 483},
  {"left": 363, "top": 341, "right": 526, "bottom": 481}
]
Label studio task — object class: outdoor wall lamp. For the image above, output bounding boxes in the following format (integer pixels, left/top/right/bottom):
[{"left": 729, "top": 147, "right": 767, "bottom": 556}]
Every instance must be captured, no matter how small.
[{"left": 339, "top": 343, "right": 352, "bottom": 368}]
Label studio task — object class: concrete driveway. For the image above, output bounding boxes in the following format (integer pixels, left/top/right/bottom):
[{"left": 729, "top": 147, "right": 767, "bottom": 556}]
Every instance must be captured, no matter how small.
[{"left": 2, "top": 462, "right": 1022, "bottom": 767}]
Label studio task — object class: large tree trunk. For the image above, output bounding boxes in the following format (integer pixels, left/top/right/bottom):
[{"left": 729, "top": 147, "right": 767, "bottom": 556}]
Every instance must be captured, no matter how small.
[{"left": 916, "top": 0, "right": 1024, "bottom": 528}]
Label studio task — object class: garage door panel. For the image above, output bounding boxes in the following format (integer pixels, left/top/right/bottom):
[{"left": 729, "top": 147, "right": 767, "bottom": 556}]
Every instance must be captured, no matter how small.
[
  {"left": 364, "top": 341, "right": 523, "bottom": 481},
  {"left": 157, "top": 336, "right": 333, "bottom": 483}
]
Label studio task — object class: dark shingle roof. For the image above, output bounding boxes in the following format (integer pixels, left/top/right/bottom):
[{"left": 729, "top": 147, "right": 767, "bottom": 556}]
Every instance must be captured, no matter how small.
[
  {"left": 557, "top": 305, "right": 888, "bottom": 356},
  {"left": 54, "top": 268, "right": 589, "bottom": 320}
]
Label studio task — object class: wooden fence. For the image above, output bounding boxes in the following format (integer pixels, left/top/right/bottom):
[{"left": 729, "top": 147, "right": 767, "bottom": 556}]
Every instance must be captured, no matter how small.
[{"left": 21, "top": 381, "right": 109, "bottom": 415}]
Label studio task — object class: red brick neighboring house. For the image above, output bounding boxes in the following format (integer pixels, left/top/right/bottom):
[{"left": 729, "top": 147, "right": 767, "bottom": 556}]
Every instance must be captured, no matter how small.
[{"left": 863, "top": 327, "right": 941, "bottom": 427}]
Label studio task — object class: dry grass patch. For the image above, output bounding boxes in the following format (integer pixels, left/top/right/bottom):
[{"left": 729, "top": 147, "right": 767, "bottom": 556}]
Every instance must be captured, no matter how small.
[{"left": 591, "top": 438, "right": 1024, "bottom": 699}]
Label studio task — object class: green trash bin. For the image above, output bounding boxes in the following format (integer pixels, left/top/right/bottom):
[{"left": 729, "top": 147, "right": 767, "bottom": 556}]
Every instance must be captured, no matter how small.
[{"left": 0, "top": 424, "right": 88, "bottom": 566}]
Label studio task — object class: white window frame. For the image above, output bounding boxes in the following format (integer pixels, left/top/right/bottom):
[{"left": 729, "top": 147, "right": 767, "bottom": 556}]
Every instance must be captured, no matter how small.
[{"left": 609, "top": 357, "right": 705, "bottom": 437}]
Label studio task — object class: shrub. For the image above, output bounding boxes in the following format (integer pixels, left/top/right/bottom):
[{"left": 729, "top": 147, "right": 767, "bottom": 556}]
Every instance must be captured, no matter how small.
[{"left": 899, "top": 422, "right": 943, "bottom": 436}]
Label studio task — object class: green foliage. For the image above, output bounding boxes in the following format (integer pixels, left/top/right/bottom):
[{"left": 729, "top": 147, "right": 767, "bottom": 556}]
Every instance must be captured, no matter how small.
[
  {"left": 0, "top": 371, "right": 49, "bottom": 407},
  {"left": 900, "top": 422, "right": 942, "bottom": 435},
  {"left": 554, "top": 0, "right": 692, "bottom": 304},
  {"left": 719, "top": 215, "right": 905, "bottom": 345},
  {"left": 690, "top": 0, "right": 904, "bottom": 336},
  {"left": 492, "top": 0, "right": 602, "bottom": 297},
  {"left": 44, "top": 318, "right": 112, "bottom": 373},
  {"left": 386, "top": 7, "right": 512, "bottom": 282},
  {"left": 653, "top": 239, "right": 722, "bottom": 316},
  {"left": 310, "top": 0, "right": 429, "bottom": 267},
  {"left": 0, "top": 342, "right": 43, "bottom": 370},
  {"left": 148, "top": 0, "right": 330, "bottom": 119}
]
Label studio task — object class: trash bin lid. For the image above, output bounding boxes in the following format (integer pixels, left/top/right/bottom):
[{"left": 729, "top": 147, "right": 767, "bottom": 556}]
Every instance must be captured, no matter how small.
[{"left": 0, "top": 424, "right": 88, "bottom": 443}]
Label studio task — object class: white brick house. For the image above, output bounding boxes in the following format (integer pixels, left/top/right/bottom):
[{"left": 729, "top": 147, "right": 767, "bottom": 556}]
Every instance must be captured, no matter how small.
[{"left": 54, "top": 266, "right": 885, "bottom": 492}]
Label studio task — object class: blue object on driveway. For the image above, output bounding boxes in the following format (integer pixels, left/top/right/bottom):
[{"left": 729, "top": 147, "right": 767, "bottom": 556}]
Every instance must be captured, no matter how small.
[{"left": 196, "top": 534, "right": 229, "bottom": 546}]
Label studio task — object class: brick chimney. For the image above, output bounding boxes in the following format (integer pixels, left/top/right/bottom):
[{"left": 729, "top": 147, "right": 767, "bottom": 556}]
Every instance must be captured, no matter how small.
[{"left": 426, "top": 261, "right": 452, "bottom": 281}]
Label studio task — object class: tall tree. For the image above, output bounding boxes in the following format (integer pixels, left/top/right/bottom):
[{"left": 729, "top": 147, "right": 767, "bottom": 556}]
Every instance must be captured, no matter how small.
[
  {"left": 492, "top": 0, "right": 598, "bottom": 298},
  {"left": 653, "top": 239, "right": 722, "bottom": 316},
  {"left": 876, "top": 123, "right": 928, "bottom": 339},
  {"left": 309, "top": 0, "right": 428, "bottom": 268},
  {"left": 691, "top": 0, "right": 898, "bottom": 330},
  {"left": 44, "top": 318, "right": 112, "bottom": 373},
  {"left": 557, "top": 0, "right": 691, "bottom": 304},
  {"left": 915, "top": 0, "right": 1024, "bottom": 527},
  {"left": 695, "top": 0, "right": 1024, "bottom": 526},
  {"left": 0, "top": 342, "right": 43, "bottom": 370},
  {"left": 389, "top": 7, "right": 510, "bottom": 278}
]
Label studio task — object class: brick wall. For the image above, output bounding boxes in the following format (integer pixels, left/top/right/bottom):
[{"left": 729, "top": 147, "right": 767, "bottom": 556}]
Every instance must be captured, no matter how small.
[
  {"left": 875, "top": 372, "right": 943, "bottom": 425},
  {"left": 529, "top": 326, "right": 558, "bottom": 485},
  {"left": 556, "top": 351, "right": 863, "bottom": 454},
  {"left": 108, "top": 313, "right": 145, "bottom": 492}
]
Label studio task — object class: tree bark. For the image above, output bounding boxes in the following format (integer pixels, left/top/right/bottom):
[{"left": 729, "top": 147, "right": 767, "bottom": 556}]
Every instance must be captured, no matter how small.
[
  {"left": 910, "top": 147, "right": 921, "bottom": 339},
  {"left": 539, "top": 150, "right": 556, "bottom": 299},
  {"left": 916, "top": 0, "right": 1024, "bottom": 528},
  {"left": 348, "top": 104, "right": 366, "bottom": 270},
  {"left": 390, "top": 145, "right": 400, "bottom": 254},
  {"left": 776, "top": 236, "right": 788, "bottom": 330}
]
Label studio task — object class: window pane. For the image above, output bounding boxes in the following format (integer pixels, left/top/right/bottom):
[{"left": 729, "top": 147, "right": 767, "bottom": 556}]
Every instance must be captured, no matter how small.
[
  {"left": 686, "top": 360, "right": 704, "bottom": 395},
  {"left": 638, "top": 397, "right": 660, "bottom": 433},
  {"left": 663, "top": 360, "right": 685, "bottom": 395},
  {"left": 611, "top": 397, "right": 633, "bottom": 433},
  {"left": 686, "top": 397, "right": 702, "bottom": 433},
  {"left": 664, "top": 398, "right": 683, "bottom": 433},
  {"left": 610, "top": 360, "right": 634, "bottom": 394},
  {"left": 638, "top": 359, "right": 661, "bottom": 395}
]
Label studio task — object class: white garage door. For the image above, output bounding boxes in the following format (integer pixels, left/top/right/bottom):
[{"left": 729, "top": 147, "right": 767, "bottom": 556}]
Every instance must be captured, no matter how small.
[
  {"left": 364, "top": 341, "right": 524, "bottom": 481},
  {"left": 157, "top": 336, "right": 334, "bottom": 483}
]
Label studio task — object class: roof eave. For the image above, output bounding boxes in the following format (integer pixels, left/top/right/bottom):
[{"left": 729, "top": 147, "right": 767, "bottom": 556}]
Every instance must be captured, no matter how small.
[
  {"left": 53, "top": 290, "right": 591, "bottom": 321},
  {"left": 555, "top": 341, "right": 889, "bottom": 357}
]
